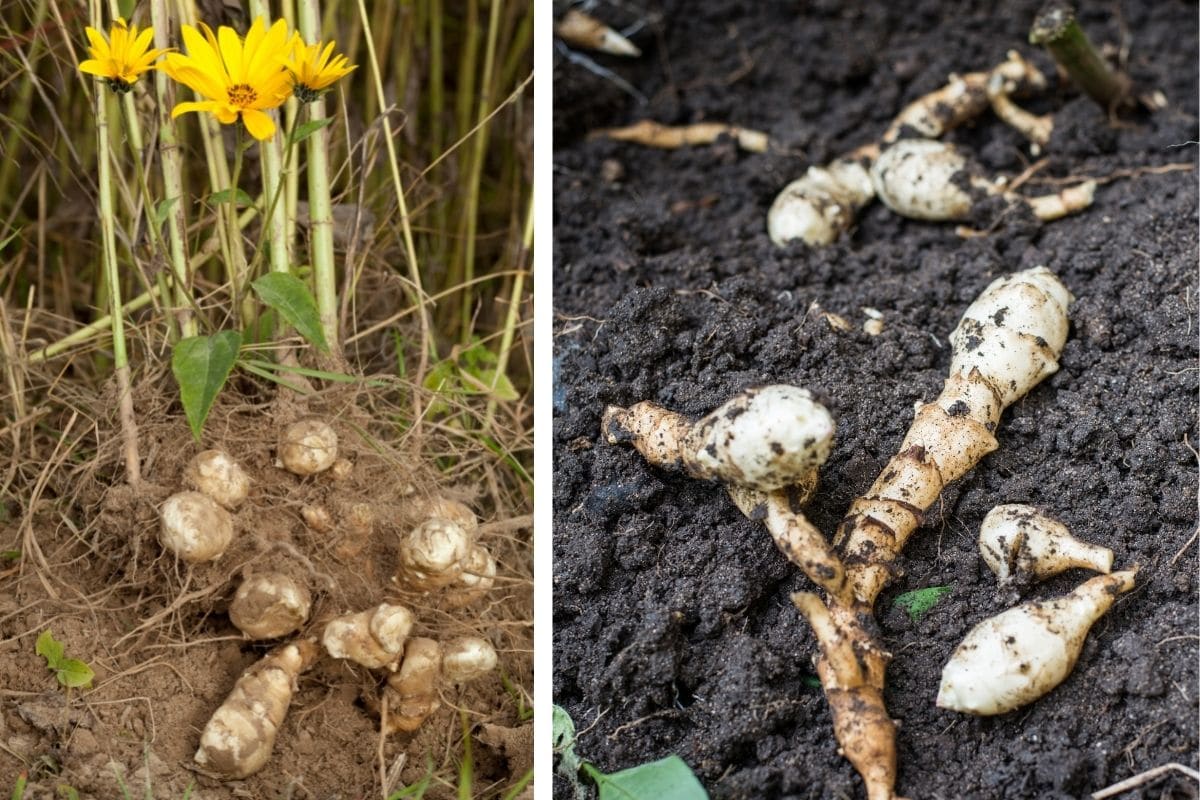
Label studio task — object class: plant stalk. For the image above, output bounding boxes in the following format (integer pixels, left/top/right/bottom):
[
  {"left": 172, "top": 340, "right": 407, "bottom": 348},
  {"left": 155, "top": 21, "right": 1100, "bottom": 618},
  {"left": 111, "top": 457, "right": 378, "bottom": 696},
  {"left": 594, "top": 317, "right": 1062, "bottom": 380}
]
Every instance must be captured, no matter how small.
[{"left": 1030, "top": 1, "right": 1130, "bottom": 110}]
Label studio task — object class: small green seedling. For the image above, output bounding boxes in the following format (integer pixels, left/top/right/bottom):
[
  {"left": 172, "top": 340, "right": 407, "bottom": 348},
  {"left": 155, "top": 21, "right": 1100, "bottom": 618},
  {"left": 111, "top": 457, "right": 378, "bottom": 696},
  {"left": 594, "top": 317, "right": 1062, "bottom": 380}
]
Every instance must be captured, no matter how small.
[
  {"left": 36, "top": 630, "right": 94, "bottom": 690},
  {"left": 554, "top": 704, "right": 709, "bottom": 800},
  {"left": 892, "top": 585, "right": 953, "bottom": 621}
]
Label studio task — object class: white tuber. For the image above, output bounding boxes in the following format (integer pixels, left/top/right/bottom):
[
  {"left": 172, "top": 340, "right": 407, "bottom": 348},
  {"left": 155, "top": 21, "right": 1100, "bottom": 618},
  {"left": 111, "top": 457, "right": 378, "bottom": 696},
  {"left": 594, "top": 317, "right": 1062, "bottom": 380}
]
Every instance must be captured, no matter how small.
[
  {"left": 278, "top": 419, "right": 339, "bottom": 476},
  {"left": 602, "top": 385, "right": 835, "bottom": 492},
  {"left": 445, "top": 544, "right": 497, "bottom": 608},
  {"left": 229, "top": 573, "right": 312, "bottom": 639},
  {"left": 979, "top": 504, "right": 1113, "bottom": 587},
  {"left": 322, "top": 603, "right": 414, "bottom": 670},
  {"left": 442, "top": 636, "right": 498, "bottom": 683},
  {"left": 300, "top": 504, "right": 333, "bottom": 533},
  {"left": 413, "top": 496, "right": 479, "bottom": 534},
  {"left": 395, "top": 519, "right": 474, "bottom": 592},
  {"left": 159, "top": 491, "right": 234, "bottom": 563},
  {"left": 767, "top": 154, "right": 876, "bottom": 247},
  {"left": 937, "top": 569, "right": 1136, "bottom": 715},
  {"left": 184, "top": 450, "right": 250, "bottom": 509},
  {"left": 194, "top": 640, "right": 318, "bottom": 778},
  {"left": 382, "top": 637, "right": 443, "bottom": 734},
  {"left": 870, "top": 139, "right": 1096, "bottom": 223},
  {"left": 554, "top": 9, "right": 640, "bottom": 57}
]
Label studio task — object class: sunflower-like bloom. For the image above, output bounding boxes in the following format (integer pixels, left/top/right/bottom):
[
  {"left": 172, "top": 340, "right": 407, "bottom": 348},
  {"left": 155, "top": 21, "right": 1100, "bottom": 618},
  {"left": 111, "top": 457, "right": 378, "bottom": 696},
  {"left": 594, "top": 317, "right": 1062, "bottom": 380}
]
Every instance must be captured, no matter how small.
[
  {"left": 160, "top": 17, "right": 293, "bottom": 141},
  {"left": 284, "top": 34, "right": 356, "bottom": 103},
  {"left": 79, "top": 18, "right": 169, "bottom": 92}
]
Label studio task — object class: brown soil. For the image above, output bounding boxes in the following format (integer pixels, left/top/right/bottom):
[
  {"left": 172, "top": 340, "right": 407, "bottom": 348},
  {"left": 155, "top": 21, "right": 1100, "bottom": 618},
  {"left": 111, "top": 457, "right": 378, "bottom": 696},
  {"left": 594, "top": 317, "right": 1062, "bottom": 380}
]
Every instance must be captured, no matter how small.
[
  {"left": 1, "top": 373, "right": 532, "bottom": 798},
  {"left": 553, "top": 1, "right": 1197, "bottom": 798}
]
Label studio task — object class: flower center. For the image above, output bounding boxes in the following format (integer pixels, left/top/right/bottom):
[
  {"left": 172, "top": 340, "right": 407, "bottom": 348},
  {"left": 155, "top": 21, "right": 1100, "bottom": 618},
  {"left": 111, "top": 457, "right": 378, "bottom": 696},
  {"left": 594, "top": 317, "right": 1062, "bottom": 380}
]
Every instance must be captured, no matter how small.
[
  {"left": 227, "top": 83, "right": 257, "bottom": 108},
  {"left": 293, "top": 83, "right": 321, "bottom": 104}
]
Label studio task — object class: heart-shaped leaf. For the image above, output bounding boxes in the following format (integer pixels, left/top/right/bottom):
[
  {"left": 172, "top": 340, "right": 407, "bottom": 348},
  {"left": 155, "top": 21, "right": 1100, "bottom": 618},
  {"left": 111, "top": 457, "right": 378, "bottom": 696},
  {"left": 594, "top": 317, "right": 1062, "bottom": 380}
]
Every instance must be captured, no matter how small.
[
  {"left": 252, "top": 273, "right": 329, "bottom": 352},
  {"left": 172, "top": 331, "right": 242, "bottom": 441}
]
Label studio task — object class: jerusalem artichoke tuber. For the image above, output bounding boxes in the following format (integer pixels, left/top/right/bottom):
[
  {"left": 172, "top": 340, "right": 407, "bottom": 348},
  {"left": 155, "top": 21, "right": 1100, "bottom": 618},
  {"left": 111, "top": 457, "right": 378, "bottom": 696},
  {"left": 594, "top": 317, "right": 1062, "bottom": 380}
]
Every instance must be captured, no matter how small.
[
  {"left": 979, "top": 504, "right": 1113, "bottom": 587},
  {"left": 937, "top": 569, "right": 1136, "bottom": 715},
  {"left": 442, "top": 636, "right": 498, "bottom": 683},
  {"left": 395, "top": 518, "right": 474, "bottom": 592},
  {"left": 322, "top": 603, "right": 414, "bottom": 670},
  {"left": 229, "top": 573, "right": 312, "bottom": 639},
  {"left": 184, "top": 450, "right": 250, "bottom": 509},
  {"left": 278, "top": 419, "right": 339, "bottom": 476},
  {"left": 381, "top": 637, "right": 442, "bottom": 733},
  {"left": 554, "top": 9, "right": 640, "bottom": 57},
  {"left": 767, "top": 150, "right": 877, "bottom": 247},
  {"left": 159, "top": 491, "right": 234, "bottom": 563},
  {"left": 194, "top": 640, "right": 318, "bottom": 778}
]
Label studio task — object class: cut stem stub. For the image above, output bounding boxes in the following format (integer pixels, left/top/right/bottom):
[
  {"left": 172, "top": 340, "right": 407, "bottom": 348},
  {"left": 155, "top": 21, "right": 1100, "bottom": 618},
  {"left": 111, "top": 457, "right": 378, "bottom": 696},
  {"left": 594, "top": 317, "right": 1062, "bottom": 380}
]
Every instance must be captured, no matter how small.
[{"left": 1030, "top": 1, "right": 1131, "bottom": 111}]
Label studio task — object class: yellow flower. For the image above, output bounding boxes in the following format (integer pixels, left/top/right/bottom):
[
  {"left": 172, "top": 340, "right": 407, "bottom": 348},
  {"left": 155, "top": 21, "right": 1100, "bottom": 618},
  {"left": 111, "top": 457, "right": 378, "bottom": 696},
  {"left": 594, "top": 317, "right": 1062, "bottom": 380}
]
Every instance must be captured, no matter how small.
[
  {"left": 78, "top": 18, "right": 169, "bottom": 92},
  {"left": 284, "top": 34, "right": 355, "bottom": 103},
  {"left": 160, "top": 17, "right": 293, "bottom": 141}
]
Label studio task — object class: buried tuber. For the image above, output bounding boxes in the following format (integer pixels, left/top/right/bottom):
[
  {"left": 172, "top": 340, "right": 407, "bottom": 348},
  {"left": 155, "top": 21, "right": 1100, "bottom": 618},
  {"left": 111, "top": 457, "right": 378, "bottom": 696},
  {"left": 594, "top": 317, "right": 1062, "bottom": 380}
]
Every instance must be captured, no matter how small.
[
  {"left": 229, "top": 573, "right": 313, "bottom": 639},
  {"left": 979, "top": 504, "right": 1113, "bottom": 588},
  {"left": 322, "top": 603, "right": 414, "bottom": 670},
  {"left": 278, "top": 418, "right": 339, "bottom": 476},
  {"left": 159, "top": 491, "right": 234, "bottom": 563},
  {"left": 380, "top": 635, "right": 498, "bottom": 734},
  {"left": 937, "top": 569, "right": 1136, "bottom": 715},
  {"left": 194, "top": 640, "right": 318, "bottom": 779},
  {"left": 184, "top": 450, "right": 250, "bottom": 508},
  {"left": 395, "top": 516, "right": 498, "bottom": 604}
]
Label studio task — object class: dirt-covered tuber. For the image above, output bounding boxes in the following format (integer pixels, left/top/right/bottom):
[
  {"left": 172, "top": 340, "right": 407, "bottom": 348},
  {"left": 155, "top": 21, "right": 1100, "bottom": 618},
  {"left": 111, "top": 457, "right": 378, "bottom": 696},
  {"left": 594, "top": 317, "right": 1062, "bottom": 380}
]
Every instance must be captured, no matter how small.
[
  {"left": 554, "top": 8, "right": 640, "bottom": 57},
  {"left": 278, "top": 419, "right": 339, "bottom": 476},
  {"left": 603, "top": 385, "right": 835, "bottom": 492},
  {"left": 184, "top": 450, "right": 250, "bottom": 509},
  {"left": 229, "top": 573, "right": 312, "bottom": 639},
  {"left": 442, "top": 636, "right": 498, "bottom": 683},
  {"left": 870, "top": 139, "right": 1096, "bottom": 223},
  {"left": 937, "top": 569, "right": 1136, "bottom": 715},
  {"left": 445, "top": 544, "right": 497, "bottom": 607},
  {"left": 382, "top": 637, "right": 442, "bottom": 733},
  {"left": 979, "top": 504, "right": 1113, "bottom": 587},
  {"left": 322, "top": 603, "right": 414, "bottom": 670},
  {"left": 767, "top": 153, "right": 876, "bottom": 247},
  {"left": 395, "top": 518, "right": 474, "bottom": 592},
  {"left": 159, "top": 491, "right": 234, "bottom": 563},
  {"left": 194, "top": 640, "right": 317, "bottom": 778}
]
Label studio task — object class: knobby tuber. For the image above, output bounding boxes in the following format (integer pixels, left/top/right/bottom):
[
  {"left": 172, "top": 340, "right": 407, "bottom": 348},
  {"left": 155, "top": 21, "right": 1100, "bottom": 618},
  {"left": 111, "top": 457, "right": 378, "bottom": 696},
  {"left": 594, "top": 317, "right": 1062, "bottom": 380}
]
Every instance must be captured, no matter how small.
[
  {"left": 382, "top": 637, "right": 442, "bottom": 733},
  {"left": 602, "top": 385, "right": 835, "bottom": 492},
  {"left": 595, "top": 120, "right": 770, "bottom": 153},
  {"left": 442, "top": 636, "right": 498, "bottom": 682},
  {"left": 194, "top": 640, "right": 318, "bottom": 779},
  {"left": 184, "top": 450, "right": 250, "bottom": 509},
  {"left": 159, "top": 491, "right": 234, "bottom": 563},
  {"left": 322, "top": 603, "right": 414, "bottom": 670},
  {"left": 229, "top": 573, "right": 313, "bottom": 639},
  {"left": 937, "top": 569, "right": 1136, "bottom": 715},
  {"left": 446, "top": 544, "right": 497, "bottom": 607},
  {"left": 870, "top": 139, "right": 1096, "bottom": 222},
  {"left": 602, "top": 267, "right": 1076, "bottom": 800},
  {"left": 979, "top": 504, "right": 1113, "bottom": 588},
  {"left": 554, "top": 8, "right": 640, "bottom": 57},
  {"left": 411, "top": 495, "right": 479, "bottom": 534},
  {"left": 395, "top": 518, "right": 474, "bottom": 591},
  {"left": 278, "top": 418, "right": 339, "bottom": 476}
]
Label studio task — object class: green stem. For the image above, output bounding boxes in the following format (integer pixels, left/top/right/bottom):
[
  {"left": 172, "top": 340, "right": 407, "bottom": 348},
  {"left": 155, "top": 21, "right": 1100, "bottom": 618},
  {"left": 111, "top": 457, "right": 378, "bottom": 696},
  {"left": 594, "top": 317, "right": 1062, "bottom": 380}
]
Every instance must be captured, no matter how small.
[
  {"left": 227, "top": 125, "right": 255, "bottom": 327},
  {"left": 297, "top": 0, "right": 342, "bottom": 359},
  {"left": 1030, "top": 1, "right": 1130, "bottom": 110}
]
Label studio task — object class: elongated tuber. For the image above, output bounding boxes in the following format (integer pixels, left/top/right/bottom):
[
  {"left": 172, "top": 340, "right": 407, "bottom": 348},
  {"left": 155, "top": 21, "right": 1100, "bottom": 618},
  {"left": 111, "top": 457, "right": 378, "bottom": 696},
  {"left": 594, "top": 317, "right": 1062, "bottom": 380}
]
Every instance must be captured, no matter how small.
[
  {"left": 279, "top": 419, "right": 339, "bottom": 476},
  {"left": 870, "top": 139, "right": 1096, "bottom": 223},
  {"left": 382, "top": 637, "right": 442, "bottom": 733},
  {"left": 159, "top": 491, "right": 234, "bottom": 563},
  {"left": 194, "top": 640, "right": 318, "bottom": 778},
  {"left": 322, "top": 603, "right": 414, "bottom": 670},
  {"left": 937, "top": 569, "right": 1136, "bottom": 715},
  {"left": 229, "top": 573, "right": 312, "bottom": 639},
  {"left": 596, "top": 120, "right": 769, "bottom": 153},
  {"left": 555, "top": 9, "right": 640, "bottom": 57},
  {"left": 979, "top": 504, "right": 1113, "bottom": 587},
  {"left": 603, "top": 385, "right": 835, "bottom": 492},
  {"left": 442, "top": 636, "right": 498, "bottom": 683},
  {"left": 184, "top": 450, "right": 250, "bottom": 509}
]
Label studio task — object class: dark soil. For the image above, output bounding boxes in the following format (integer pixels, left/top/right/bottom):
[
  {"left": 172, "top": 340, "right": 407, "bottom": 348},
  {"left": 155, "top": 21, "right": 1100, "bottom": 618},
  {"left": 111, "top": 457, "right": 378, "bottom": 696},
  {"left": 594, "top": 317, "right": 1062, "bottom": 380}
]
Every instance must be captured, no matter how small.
[
  {"left": 0, "top": 379, "right": 533, "bottom": 798},
  {"left": 552, "top": 2, "right": 1198, "bottom": 799}
]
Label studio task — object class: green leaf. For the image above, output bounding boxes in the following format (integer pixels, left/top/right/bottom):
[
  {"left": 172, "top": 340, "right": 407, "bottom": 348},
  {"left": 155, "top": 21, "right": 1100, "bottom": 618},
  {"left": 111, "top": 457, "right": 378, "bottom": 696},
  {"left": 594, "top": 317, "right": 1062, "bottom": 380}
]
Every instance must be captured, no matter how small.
[
  {"left": 584, "top": 757, "right": 709, "bottom": 800},
  {"left": 893, "top": 585, "right": 953, "bottom": 621},
  {"left": 290, "top": 117, "right": 334, "bottom": 145},
  {"left": 35, "top": 630, "right": 64, "bottom": 668},
  {"left": 117, "top": 0, "right": 136, "bottom": 18},
  {"left": 55, "top": 658, "right": 94, "bottom": 689},
  {"left": 0, "top": 227, "right": 22, "bottom": 252},
  {"left": 153, "top": 197, "right": 178, "bottom": 228},
  {"left": 58, "top": 786, "right": 83, "bottom": 800},
  {"left": 0, "top": 550, "right": 19, "bottom": 561},
  {"left": 207, "top": 188, "right": 254, "bottom": 207},
  {"left": 251, "top": 273, "right": 329, "bottom": 352},
  {"left": 12, "top": 771, "right": 27, "bottom": 800},
  {"left": 171, "top": 331, "right": 242, "bottom": 441}
]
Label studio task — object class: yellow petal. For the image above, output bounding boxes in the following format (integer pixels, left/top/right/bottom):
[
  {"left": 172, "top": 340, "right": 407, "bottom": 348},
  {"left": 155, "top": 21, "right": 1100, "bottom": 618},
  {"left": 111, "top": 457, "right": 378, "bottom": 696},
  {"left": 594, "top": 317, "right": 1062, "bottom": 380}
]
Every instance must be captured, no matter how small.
[
  {"left": 78, "top": 59, "right": 113, "bottom": 78},
  {"left": 217, "top": 25, "right": 244, "bottom": 82},
  {"left": 241, "top": 108, "right": 276, "bottom": 140},
  {"left": 181, "top": 23, "right": 226, "bottom": 83},
  {"left": 84, "top": 27, "right": 110, "bottom": 60},
  {"left": 172, "top": 99, "right": 221, "bottom": 118},
  {"left": 132, "top": 27, "right": 155, "bottom": 59}
]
